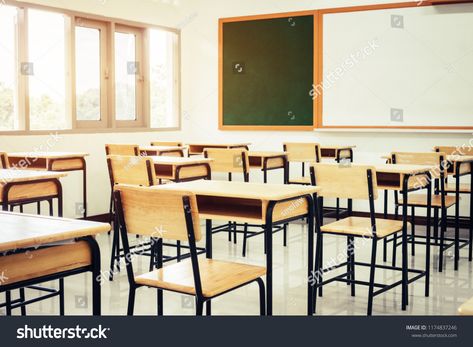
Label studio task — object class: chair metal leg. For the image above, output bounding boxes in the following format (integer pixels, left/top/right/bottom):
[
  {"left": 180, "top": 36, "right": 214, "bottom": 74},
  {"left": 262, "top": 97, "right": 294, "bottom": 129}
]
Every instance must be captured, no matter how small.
[
  {"left": 206, "top": 300, "right": 211, "bottom": 316},
  {"left": 256, "top": 278, "right": 266, "bottom": 316},
  {"left": 367, "top": 239, "right": 378, "bottom": 316},
  {"left": 233, "top": 222, "right": 237, "bottom": 244},
  {"left": 157, "top": 289, "right": 163, "bottom": 316},
  {"left": 227, "top": 222, "right": 232, "bottom": 242},
  {"left": 127, "top": 287, "right": 136, "bottom": 316},
  {"left": 196, "top": 298, "right": 204, "bottom": 316},
  {"left": 283, "top": 224, "right": 287, "bottom": 247},
  {"left": 411, "top": 206, "right": 416, "bottom": 256},
  {"left": 313, "top": 229, "right": 323, "bottom": 313},
  {"left": 392, "top": 206, "right": 399, "bottom": 267},
  {"left": 20, "top": 288, "right": 26, "bottom": 316},
  {"left": 318, "top": 233, "right": 323, "bottom": 297},
  {"left": 176, "top": 241, "right": 182, "bottom": 262},
  {"left": 383, "top": 190, "right": 388, "bottom": 262},
  {"left": 242, "top": 223, "right": 248, "bottom": 257},
  {"left": 350, "top": 236, "right": 356, "bottom": 297},
  {"left": 439, "top": 207, "right": 446, "bottom": 272},
  {"left": 6, "top": 291, "right": 12, "bottom": 316},
  {"left": 109, "top": 222, "right": 119, "bottom": 281},
  {"left": 59, "top": 278, "right": 65, "bottom": 315}
]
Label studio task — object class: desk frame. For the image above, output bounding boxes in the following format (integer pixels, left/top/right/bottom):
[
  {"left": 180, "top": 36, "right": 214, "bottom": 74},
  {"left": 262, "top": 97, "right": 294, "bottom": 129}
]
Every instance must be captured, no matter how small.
[{"left": 0, "top": 236, "right": 101, "bottom": 316}]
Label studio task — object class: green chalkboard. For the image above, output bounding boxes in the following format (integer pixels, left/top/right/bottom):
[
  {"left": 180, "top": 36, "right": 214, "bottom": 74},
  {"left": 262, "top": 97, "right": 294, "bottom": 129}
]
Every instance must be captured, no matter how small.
[{"left": 222, "top": 15, "right": 314, "bottom": 127}]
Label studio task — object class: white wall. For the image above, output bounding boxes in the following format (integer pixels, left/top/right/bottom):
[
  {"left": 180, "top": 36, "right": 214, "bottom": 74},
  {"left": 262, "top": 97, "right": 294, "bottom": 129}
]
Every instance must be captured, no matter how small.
[{"left": 2, "top": 0, "right": 472, "bottom": 218}]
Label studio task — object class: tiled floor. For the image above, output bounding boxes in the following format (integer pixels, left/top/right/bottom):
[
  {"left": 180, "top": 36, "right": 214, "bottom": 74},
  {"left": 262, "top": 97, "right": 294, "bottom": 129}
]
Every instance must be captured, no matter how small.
[{"left": 2, "top": 220, "right": 472, "bottom": 316}]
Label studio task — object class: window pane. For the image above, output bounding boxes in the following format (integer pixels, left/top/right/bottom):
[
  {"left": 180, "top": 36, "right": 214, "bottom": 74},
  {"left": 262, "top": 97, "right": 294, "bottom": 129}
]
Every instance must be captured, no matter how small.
[
  {"left": 28, "top": 9, "right": 67, "bottom": 130},
  {"left": 0, "top": 6, "right": 18, "bottom": 131},
  {"left": 115, "top": 32, "right": 136, "bottom": 121},
  {"left": 75, "top": 26, "right": 101, "bottom": 121},
  {"left": 150, "top": 29, "right": 177, "bottom": 128}
]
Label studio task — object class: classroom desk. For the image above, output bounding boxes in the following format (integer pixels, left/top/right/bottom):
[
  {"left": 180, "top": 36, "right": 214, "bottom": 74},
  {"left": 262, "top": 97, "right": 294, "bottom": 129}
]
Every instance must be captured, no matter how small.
[
  {"left": 445, "top": 155, "right": 473, "bottom": 270},
  {"left": 156, "top": 180, "right": 319, "bottom": 315},
  {"left": 248, "top": 151, "right": 288, "bottom": 184},
  {"left": 0, "top": 169, "right": 66, "bottom": 214},
  {"left": 150, "top": 156, "right": 212, "bottom": 182},
  {"left": 0, "top": 212, "right": 110, "bottom": 315},
  {"left": 139, "top": 146, "right": 186, "bottom": 157},
  {"left": 458, "top": 296, "right": 473, "bottom": 315},
  {"left": 187, "top": 143, "right": 251, "bottom": 156},
  {"left": 373, "top": 163, "right": 434, "bottom": 310},
  {"left": 320, "top": 145, "right": 356, "bottom": 161},
  {"left": 8, "top": 152, "right": 88, "bottom": 218}
]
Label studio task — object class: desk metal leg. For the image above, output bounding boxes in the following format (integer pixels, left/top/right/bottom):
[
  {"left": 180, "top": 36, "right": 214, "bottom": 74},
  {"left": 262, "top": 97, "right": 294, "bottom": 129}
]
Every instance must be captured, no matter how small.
[
  {"left": 470, "top": 164, "right": 473, "bottom": 262},
  {"left": 206, "top": 219, "right": 212, "bottom": 259},
  {"left": 307, "top": 195, "right": 315, "bottom": 315},
  {"left": 455, "top": 168, "right": 460, "bottom": 271},
  {"left": 401, "top": 176, "right": 409, "bottom": 310},
  {"left": 85, "top": 236, "right": 102, "bottom": 316},
  {"left": 265, "top": 203, "right": 276, "bottom": 316},
  {"left": 82, "top": 162, "right": 87, "bottom": 219}
]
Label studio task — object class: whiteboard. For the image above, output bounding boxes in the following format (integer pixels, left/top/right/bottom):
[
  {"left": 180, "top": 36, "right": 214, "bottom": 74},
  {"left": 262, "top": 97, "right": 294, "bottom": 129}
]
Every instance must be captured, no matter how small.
[{"left": 321, "top": 4, "right": 473, "bottom": 128}]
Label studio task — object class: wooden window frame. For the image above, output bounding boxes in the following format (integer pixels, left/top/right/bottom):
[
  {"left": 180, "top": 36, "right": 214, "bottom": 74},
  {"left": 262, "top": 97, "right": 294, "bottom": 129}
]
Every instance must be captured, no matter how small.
[
  {"left": 0, "top": 0, "right": 180, "bottom": 135},
  {"left": 113, "top": 24, "right": 146, "bottom": 128},
  {"left": 72, "top": 18, "right": 109, "bottom": 129}
]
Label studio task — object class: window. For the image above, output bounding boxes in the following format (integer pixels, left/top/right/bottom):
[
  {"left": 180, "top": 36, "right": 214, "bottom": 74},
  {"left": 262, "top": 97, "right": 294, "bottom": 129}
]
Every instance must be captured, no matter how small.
[
  {"left": 0, "top": 6, "right": 18, "bottom": 131},
  {"left": 28, "top": 9, "right": 67, "bottom": 130},
  {"left": 149, "top": 29, "right": 179, "bottom": 128},
  {"left": 74, "top": 19, "right": 107, "bottom": 127},
  {"left": 0, "top": 3, "right": 179, "bottom": 134},
  {"left": 114, "top": 26, "right": 144, "bottom": 126}
]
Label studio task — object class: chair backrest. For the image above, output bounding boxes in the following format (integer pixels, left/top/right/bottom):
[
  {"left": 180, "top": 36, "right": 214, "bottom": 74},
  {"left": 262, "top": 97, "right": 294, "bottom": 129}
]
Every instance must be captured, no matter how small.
[
  {"left": 204, "top": 148, "right": 249, "bottom": 176},
  {"left": 391, "top": 152, "right": 446, "bottom": 177},
  {"left": 114, "top": 184, "right": 201, "bottom": 242},
  {"left": 283, "top": 143, "right": 321, "bottom": 163},
  {"left": 105, "top": 144, "right": 139, "bottom": 156},
  {"left": 311, "top": 163, "right": 378, "bottom": 200},
  {"left": 150, "top": 141, "right": 183, "bottom": 147},
  {"left": 435, "top": 146, "right": 473, "bottom": 156},
  {"left": 0, "top": 152, "right": 9, "bottom": 169},
  {"left": 107, "top": 155, "right": 157, "bottom": 186}
]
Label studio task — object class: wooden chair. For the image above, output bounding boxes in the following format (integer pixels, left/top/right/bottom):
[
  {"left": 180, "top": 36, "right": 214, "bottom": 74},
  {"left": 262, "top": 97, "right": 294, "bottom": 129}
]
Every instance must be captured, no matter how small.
[
  {"left": 390, "top": 152, "right": 459, "bottom": 271},
  {"left": 113, "top": 184, "right": 266, "bottom": 315},
  {"left": 203, "top": 148, "right": 249, "bottom": 245},
  {"left": 106, "top": 155, "right": 158, "bottom": 281},
  {"left": 434, "top": 146, "right": 471, "bottom": 194},
  {"left": 0, "top": 152, "right": 9, "bottom": 169},
  {"left": 203, "top": 148, "right": 281, "bottom": 256},
  {"left": 104, "top": 144, "right": 140, "bottom": 231},
  {"left": 458, "top": 296, "right": 473, "bottom": 316},
  {"left": 283, "top": 143, "right": 321, "bottom": 185},
  {"left": 203, "top": 148, "right": 250, "bottom": 182},
  {"left": 311, "top": 163, "right": 431, "bottom": 316},
  {"left": 150, "top": 141, "right": 183, "bottom": 147},
  {"left": 105, "top": 144, "right": 140, "bottom": 156}
]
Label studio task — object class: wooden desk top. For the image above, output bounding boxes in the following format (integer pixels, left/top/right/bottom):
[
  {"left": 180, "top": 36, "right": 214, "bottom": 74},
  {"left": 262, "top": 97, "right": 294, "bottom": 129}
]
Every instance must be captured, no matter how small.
[
  {"left": 150, "top": 156, "right": 213, "bottom": 165},
  {"left": 140, "top": 145, "right": 187, "bottom": 152},
  {"left": 447, "top": 155, "right": 473, "bottom": 163},
  {"left": 372, "top": 164, "right": 435, "bottom": 175},
  {"left": 0, "top": 169, "right": 67, "bottom": 183},
  {"left": 0, "top": 212, "right": 110, "bottom": 252},
  {"left": 187, "top": 142, "right": 251, "bottom": 147},
  {"left": 9, "top": 152, "right": 89, "bottom": 159},
  {"left": 155, "top": 180, "right": 319, "bottom": 201},
  {"left": 458, "top": 296, "right": 473, "bottom": 316},
  {"left": 248, "top": 151, "right": 287, "bottom": 158},
  {"left": 312, "top": 163, "right": 435, "bottom": 175},
  {"left": 321, "top": 145, "right": 356, "bottom": 150}
]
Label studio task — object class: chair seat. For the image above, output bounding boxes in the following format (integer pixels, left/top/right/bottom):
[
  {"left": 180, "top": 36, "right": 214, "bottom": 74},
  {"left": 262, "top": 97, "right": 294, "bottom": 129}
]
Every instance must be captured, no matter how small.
[
  {"left": 398, "top": 194, "right": 457, "bottom": 208},
  {"left": 445, "top": 183, "right": 471, "bottom": 193},
  {"left": 288, "top": 176, "right": 311, "bottom": 185},
  {"left": 135, "top": 258, "right": 266, "bottom": 298},
  {"left": 320, "top": 217, "right": 406, "bottom": 238}
]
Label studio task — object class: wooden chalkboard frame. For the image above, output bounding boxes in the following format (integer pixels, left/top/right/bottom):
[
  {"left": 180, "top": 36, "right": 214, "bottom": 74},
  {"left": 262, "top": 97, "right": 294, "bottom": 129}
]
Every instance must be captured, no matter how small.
[{"left": 219, "top": 10, "right": 318, "bottom": 131}]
